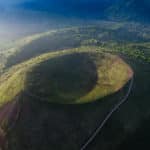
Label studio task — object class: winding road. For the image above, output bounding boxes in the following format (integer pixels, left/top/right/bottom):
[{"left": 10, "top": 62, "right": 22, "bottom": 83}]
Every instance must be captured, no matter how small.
[{"left": 80, "top": 77, "right": 134, "bottom": 150}]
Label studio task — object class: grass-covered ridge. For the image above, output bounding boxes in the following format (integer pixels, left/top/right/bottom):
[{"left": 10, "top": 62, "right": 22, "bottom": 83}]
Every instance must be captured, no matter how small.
[
  {"left": 0, "top": 22, "right": 150, "bottom": 74},
  {"left": 0, "top": 48, "right": 133, "bottom": 105}
]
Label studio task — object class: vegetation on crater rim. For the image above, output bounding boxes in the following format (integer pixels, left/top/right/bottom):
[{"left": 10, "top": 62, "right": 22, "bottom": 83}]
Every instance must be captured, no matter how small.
[{"left": 0, "top": 48, "right": 133, "bottom": 105}]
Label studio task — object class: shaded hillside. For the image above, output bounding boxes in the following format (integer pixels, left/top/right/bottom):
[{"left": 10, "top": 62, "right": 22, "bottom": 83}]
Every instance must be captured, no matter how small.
[
  {"left": 0, "top": 23, "right": 149, "bottom": 150},
  {"left": 0, "top": 48, "right": 133, "bottom": 149},
  {"left": 1, "top": 23, "right": 150, "bottom": 73},
  {"left": 118, "top": 118, "right": 150, "bottom": 150}
]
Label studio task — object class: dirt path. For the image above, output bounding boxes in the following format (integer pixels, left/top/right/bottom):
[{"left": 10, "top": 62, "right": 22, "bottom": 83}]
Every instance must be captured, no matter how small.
[{"left": 81, "top": 77, "right": 134, "bottom": 150}]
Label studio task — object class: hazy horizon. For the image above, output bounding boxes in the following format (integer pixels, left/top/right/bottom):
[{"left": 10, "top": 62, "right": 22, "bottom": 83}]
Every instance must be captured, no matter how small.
[{"left": 0, "top": 0, "right": 116, "bottom": 43}]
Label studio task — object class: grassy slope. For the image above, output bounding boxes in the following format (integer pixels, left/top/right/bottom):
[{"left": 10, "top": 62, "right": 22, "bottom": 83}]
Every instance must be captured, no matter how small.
[
  {"left": 0, "top": 48, "right": 133, "bottom": 105},
  {"left": 0, "top": 22, "right": 149, "bottom": 149},
  {"left": 0, "top": 22, "right": 150, "bottom": 74}
]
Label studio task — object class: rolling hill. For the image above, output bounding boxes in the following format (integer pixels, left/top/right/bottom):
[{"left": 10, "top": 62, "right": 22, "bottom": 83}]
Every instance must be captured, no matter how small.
[
  {"left": 0, "top": 48, "right": 133, "bottom": 105},
  {"left": 1, "top": 22, "right": 150, "bottom": 74},
  {"left": 0, "top": 0, "right": 150, "bottom": 149},
  {"left": 0, "top": 23, "right": 149, "bottom": 150},
  {"left": 0, "top": 44, "right": 133, "bottom": 149}
]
